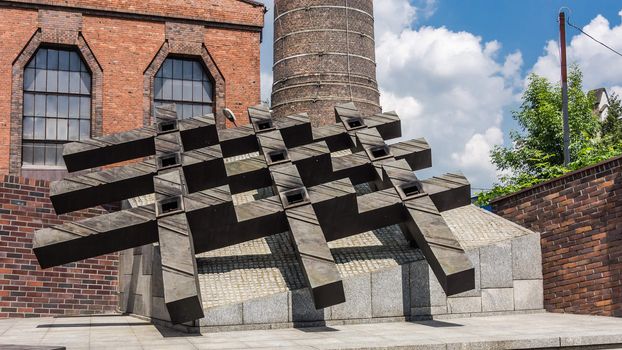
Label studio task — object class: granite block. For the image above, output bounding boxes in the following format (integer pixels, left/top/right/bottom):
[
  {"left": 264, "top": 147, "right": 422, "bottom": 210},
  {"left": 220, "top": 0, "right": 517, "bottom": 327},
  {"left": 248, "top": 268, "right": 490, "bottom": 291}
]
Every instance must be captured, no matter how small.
[
  {"left": 514, "top": 280, "right": 544, "bottom": 310},
  {"left": 480, "top": 241, "right": 513, "bottom": 288},
  {"left": 330, "top": 273, "right": 372, "bottom": 320},
  {"left": 452, "top": 249, "right": 481, "bottom": 297},
  {"left": 447, "top": 296, "right": 482, "bottom": 314},
  {"left": 290, "top": 288, "right": 330, "bottom": 323},
  {"left": 482, "top": 288, "right": 514, "bottom": 312},
  {"left": 410, "top": 260, "right": 447, "bottom": 307},
  {"left": 512, "top": 232, "right": 543, "bottom": 280},
  {"left": 371, "top": 265, "right": 410, "bottom": 317},
  {"left": 201, "top": 303, "right": 243, "bottom": 326},
  {"left": 243, "top": 292, "right": 289, "bottom": 324}
]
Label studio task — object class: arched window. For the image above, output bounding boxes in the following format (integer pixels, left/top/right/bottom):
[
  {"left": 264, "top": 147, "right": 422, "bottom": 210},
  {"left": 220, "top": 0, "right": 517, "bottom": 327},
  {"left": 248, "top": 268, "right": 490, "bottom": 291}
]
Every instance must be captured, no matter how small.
[
  {"left": 22, "top": 48, "right": 91, "bottom": 167},
  {"left": 154, "top": 57, "right": 213, "bottom": 119}
]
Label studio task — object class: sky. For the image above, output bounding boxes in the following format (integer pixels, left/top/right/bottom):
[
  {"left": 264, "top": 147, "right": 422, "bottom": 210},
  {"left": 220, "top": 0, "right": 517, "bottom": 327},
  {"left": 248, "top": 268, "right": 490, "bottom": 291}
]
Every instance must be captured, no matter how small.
[{"left": 257, "top": 0, "right": 622, "bottom": 191}]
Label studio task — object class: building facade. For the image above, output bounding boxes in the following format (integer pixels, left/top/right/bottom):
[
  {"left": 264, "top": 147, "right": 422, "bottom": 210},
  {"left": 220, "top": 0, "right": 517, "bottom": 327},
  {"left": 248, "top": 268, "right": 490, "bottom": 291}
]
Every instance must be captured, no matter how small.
[
  {"left": 0, "top": 0, "right": 264, "bottom": 318},
  {"left": 0, "top": 0, "right": 265, "bottom": 180}
]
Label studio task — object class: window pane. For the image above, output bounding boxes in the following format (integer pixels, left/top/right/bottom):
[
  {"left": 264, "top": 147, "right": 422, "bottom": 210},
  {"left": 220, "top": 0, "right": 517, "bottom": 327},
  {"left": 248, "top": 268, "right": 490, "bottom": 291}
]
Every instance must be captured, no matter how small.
[
  {"left": 69, "top": 96, "right": 80, "bottom": 118},
  {"left": 175, "top": 104, "right": 183, "bottom": 118},
  {"left": 154, "top": 77, "right": 163, "bottom": 99},
  {"left": 172, "top": 79, "right": 182, "bottom": 100},
  {"left": 56, "top": 144, "right": 65, "bottom": 167},
  {"left": 22, "top": 143, "right": 33, "bottom": 165},
  {"left": 69, "top": 71, "right": 80, "bottom": 93},
  {"left": 46, "top": 70, "right": 58, "bottom": 92},
  {"left": 202, "top": 81, "right": 212, "bottom": 102},
  {"left": 192, "top": 104, "right": 202, "bottom": 117},
  {"left": 80, "top": 60, "right": 87, "bottom": 73},
  {"left": 58, "top": 70, "right": 69, "bottom": 93},
  {"left": 80, "top": 72, "right": 91, "bottom": 94},
  {"left": 34, "top": 94, "right": 46, "bottom": 117},
  {"left": 24, "top": 68, "right": 35, "bottom": 91},
  {"left": 172, "top": 59, "right": 183, "bottom": 79},
  {"left": 45, "top": 143, "right": 56, "bottom": 165},
  {"left": 182, "top": 80, "right": 192, "bottom": 101},
  {"left": 162, "top": 59, "right": 172, "bottom": 78},
  {"left": 59, "top": 51, "right": 70, "bottom": 71},
  {"left": 80, "top": 97, "right": 90, "bottom": 118},
  {"left": 33, "top": 143, "right": 44, "bottom": 165},
  {"left": 57, "top": 119, "right": 68, "bottom": 140},
  {"left": 23, "top": 93, "right": 34, "bottom": 116},
  {"left": 192, "top": 81, "right": 202, "bottom": 102},
  {"left": 45, "top": 95, "right": 57, "bottom": 118},
  {"left": 192, "top": 62, "right": 203, "bottom": 81},
  {"left": 23, "top": 117, "right": 34, "bottom": 140},
  {"left": 34, "top": 118, "right": 45, "bottom": 139},
  {"left": 47, "top": 49, "right": 59, "bottom": 70},
  {"left": 69, "top": 52, "right": 81, "bottom": 71},
  {"left": 57, "top": 96, "right": 69, "bottom": 118},
  {"left": 202, "top": 104, "right": 213, "bottom": 115},
  {"left": 182, "top": 60, "right": 193, "bottom": 80},
  {"left": 162, "top": 78, "right": 172, "bottom": 100},
  {"left": 68, "top": 120, "right": 79, "bottom": 140},
  {"left": 35, "top": 69, "right": 46, "bottom": 92},
  {"left": 182, "top": 104, "right": 192, "bottom": 119},
  {"left": 35, "top": 49, "right": 47, "bottom": 69},
  {"left": 79, "top": 120, "right": 90, "bottom": 138},
  {"left": 46, "top": 118, "right": 57, "bottom": 140}
]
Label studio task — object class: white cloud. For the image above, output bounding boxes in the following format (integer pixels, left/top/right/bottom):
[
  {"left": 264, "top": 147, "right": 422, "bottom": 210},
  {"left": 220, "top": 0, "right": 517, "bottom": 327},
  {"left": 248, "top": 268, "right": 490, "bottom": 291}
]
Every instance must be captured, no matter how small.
[
  {"left": 374, "top": 0, "right": 417, "bottom": 40},
  {"left": 532, "top": 11, "right": 622, "bottom": 91},
  {"left": 376, "top": 22, "right": 520, "bottom": 188}
]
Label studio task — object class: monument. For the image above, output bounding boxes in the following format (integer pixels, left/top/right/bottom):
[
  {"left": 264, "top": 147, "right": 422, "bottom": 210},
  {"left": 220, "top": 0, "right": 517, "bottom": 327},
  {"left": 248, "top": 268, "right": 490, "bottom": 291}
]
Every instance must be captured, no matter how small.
[{"left": 32, "top": 102, "right": 475, "bottom": 325}]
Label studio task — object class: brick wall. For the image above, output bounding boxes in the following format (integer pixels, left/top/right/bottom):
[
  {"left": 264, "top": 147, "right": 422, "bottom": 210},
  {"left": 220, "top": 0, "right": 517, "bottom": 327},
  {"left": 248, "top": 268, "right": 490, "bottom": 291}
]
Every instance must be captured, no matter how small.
[
  {"left": 491, "top": 156, "right": 622, "bottom": 317},
  {"left": 0, "top": 2, "right": 263, "bottom": 176},
  {"left": 0, "top": 175, "right": 118, "bottom": 318}
]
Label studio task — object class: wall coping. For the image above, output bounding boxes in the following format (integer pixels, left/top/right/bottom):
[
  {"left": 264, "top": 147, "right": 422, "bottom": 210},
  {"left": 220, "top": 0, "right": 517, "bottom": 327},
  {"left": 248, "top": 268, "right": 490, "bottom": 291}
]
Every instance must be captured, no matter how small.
[{"left": 490, "top": 154, "right": 622, "bottom": 204}]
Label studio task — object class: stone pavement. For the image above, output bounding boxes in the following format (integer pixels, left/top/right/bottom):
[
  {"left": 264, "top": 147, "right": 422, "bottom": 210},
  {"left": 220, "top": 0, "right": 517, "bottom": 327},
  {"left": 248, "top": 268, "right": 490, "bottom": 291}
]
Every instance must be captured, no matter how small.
[{"left": 2, "top": 313, "right": 622, "bottom": 349}]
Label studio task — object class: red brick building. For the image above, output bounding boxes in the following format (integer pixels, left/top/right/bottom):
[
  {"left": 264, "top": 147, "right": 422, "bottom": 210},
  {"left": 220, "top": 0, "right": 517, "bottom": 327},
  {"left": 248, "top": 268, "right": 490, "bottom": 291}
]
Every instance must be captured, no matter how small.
[
  {"left": 0, "top": 0, "right": 264, "bottom": 318},
  {"left": 492, "top": 156, "right": 622, "bottom": 317}
]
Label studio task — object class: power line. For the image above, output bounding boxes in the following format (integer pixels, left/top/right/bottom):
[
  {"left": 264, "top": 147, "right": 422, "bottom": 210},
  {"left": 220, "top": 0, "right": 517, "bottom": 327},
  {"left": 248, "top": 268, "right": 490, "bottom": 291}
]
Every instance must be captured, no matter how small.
[{"left": 565, "top": 14, "right": 622, "bottom": 59}]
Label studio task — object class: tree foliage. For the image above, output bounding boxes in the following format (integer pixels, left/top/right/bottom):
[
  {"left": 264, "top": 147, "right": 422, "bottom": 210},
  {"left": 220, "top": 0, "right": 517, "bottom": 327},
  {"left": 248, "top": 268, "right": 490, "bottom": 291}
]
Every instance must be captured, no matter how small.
[{"left": 477, "top": 66, "right": 622, "bottom": 206}]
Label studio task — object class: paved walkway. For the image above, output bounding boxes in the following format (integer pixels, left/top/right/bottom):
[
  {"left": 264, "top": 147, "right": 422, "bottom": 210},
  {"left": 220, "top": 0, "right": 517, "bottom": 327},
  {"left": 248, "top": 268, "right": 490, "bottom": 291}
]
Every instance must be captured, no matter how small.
[{"left": 1, "top": 313, "right": 622, "bottom": 349}]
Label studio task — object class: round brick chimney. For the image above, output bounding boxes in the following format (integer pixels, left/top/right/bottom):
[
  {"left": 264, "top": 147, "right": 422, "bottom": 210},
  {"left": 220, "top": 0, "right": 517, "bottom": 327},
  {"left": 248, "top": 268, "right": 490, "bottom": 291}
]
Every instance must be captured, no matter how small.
[{"left": 271, "top": 0, "right": 381, "bottom": 126}]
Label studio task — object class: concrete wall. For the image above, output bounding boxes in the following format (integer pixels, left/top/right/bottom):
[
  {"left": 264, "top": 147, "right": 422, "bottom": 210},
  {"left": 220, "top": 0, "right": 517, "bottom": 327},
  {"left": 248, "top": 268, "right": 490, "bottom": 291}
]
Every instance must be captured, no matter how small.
[{"left": 492, "top": 155, "right": 622, "bottom": 317}]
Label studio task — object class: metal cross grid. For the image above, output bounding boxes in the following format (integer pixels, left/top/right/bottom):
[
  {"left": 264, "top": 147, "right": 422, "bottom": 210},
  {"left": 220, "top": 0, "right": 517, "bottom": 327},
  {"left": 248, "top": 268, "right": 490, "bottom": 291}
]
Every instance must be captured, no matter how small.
[{"left": 32, "top": 103, "right": 475, "bottom": 324}]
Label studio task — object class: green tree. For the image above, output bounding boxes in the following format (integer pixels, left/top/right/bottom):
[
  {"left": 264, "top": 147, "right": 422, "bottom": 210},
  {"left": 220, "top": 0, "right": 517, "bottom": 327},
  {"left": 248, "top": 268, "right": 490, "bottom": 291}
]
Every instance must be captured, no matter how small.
[{"left": 477, "top": 66, "right": 622, "bottom": 206}]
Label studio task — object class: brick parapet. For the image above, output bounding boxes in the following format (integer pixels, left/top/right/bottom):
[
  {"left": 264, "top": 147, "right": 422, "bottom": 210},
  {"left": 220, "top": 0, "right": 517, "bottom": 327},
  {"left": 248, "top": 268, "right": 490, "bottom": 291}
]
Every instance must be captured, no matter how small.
[{"left": 491, "top": 156, "right": 622, "bottom": 316}]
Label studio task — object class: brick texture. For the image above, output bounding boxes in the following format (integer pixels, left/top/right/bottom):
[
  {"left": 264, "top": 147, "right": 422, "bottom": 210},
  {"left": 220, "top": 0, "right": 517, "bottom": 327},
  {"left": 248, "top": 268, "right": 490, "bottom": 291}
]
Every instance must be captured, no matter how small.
[
  {"left": 491, "top": 156, "right": 622, "bottom": 317},
  {"left": 0, "top": 2, "right": 263, "bottom": 176},
  {"left": 0, "top": 175, "right": 118, "bottom": 318}
]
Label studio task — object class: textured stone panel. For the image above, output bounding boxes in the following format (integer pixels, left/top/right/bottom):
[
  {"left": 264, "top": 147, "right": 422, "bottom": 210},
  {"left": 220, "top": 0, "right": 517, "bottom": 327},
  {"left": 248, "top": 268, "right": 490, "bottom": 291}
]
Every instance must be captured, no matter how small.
[
  {"left": 290, "top": 288, "right": 330, "bottom": 323},
  {"left": 482, "top": 288, "right": 514, "bottom": 312},
  {"left": 410, "top": 260, "right": 447, "bottom": 308},
  {"left": 330, "top": 273, "right": 372, "bottom": 320},
  {"left": 243, "top": 293, "right": 289, "bottom": 324},
  {"left": 371, "top": 265, "right": 410, "bottom": 317},
  {"left": 480, "top": 241, "right": 513, "bottom": 288},
  {"left": 201, "top": 303, "right": 243, "bottom": 327},
  {"left": 514, "top": 280, "right": 544, "bottom": 311},
  {"left": 447, "top": 296, "right": 482, "bottom": 314},
  {"left": 512, "top": 232, "right": 543, "bottom": 280}
]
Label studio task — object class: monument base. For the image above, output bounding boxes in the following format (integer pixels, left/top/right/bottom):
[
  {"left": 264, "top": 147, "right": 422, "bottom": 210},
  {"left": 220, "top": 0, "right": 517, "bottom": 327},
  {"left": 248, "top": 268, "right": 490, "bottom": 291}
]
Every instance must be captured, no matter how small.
[{"left": 119, "top": 202, "right": 544, "bottom": 332}]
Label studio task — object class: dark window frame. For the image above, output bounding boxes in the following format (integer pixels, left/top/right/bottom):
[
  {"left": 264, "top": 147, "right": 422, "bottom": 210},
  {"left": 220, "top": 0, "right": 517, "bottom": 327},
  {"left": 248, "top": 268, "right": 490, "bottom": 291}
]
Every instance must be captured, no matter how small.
[{"left": 22, "top": 46, "right": 92, "bottom": 168}]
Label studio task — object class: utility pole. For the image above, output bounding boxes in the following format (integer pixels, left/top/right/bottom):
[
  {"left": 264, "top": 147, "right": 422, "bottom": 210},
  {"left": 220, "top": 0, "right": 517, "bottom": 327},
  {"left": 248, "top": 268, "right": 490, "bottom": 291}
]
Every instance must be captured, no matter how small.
[{"left": 559, "top": 11, "right": 570, "bottom": 166}]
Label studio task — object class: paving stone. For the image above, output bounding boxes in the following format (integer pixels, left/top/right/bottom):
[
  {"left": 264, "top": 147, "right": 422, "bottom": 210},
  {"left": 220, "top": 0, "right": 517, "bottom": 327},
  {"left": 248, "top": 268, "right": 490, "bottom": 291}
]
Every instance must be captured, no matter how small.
[
  {"left": 410, "top": 260, "right": 447, "bottom": 307},
  {"left": 330, "top": 273, "right": 372, "bottom": 320},
  {"left": 290, "top": 288, "right": 330, "bottom": 323},
  {"left": 201, "top": 303, "right": 243, "bottom": 326},
  {"left": 512, "top": 232, "right": 543, "bottom": 280},
  {"left": 481, "top": 288, "right": 514, "bottom": 312},
  {"left": 514, "top": 280, "right": 544, "bottom": 311},
  {"left": 447, "top": 296, "right": 482, "bottom": 314},
  {"left": 243, "top": 292, "right": 289, "bottom": 324},
  {"left": 480, "top": 240, "right": 513, "bottom": 288},
  {"left": 371, "top": 265, "right": 410, "bottom": 317}
]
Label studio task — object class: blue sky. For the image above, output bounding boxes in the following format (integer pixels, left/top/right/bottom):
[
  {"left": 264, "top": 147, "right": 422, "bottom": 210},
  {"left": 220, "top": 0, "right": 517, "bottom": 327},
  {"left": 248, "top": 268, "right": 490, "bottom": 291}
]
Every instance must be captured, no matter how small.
[{"left": 257, "top": 1, "right": 622, "bottom": 190}]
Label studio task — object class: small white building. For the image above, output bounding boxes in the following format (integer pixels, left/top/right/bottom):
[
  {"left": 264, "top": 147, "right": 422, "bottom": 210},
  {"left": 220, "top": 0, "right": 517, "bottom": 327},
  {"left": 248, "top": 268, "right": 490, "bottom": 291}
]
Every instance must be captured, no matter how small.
[{"left": 590, "top": 88, "right": 610, "bottom": 121}]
